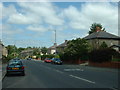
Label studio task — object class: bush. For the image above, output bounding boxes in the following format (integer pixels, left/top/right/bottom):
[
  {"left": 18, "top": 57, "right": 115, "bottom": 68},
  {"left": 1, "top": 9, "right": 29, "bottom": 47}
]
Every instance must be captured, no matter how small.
[
  {"left": 41, "top": 54, "right": 55, "bottom": 60},
  {"left": 89, "top": 48, "right": 115, "bottom": 63}
]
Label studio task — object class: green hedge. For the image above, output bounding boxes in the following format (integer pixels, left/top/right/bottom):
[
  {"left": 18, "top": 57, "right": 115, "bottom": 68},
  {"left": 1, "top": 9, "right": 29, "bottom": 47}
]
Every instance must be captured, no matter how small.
[
  {"left": 41, "top": 54, "right": 55, "bottom": 60},
  {"left": 89, "top": 48, "right": 116, "bottom": 63}
]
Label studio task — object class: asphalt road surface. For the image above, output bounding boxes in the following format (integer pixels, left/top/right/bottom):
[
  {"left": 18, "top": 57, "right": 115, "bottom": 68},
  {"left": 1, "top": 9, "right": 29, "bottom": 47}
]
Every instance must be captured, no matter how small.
[{"left": 2, "top": 60, "right": 119, "bottom": 89}]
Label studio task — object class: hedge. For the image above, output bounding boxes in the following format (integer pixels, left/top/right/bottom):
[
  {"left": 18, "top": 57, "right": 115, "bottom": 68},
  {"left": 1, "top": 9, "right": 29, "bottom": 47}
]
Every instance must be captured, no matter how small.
[{"left": 89, "top": 48, "right": 116, "bottom": 63}]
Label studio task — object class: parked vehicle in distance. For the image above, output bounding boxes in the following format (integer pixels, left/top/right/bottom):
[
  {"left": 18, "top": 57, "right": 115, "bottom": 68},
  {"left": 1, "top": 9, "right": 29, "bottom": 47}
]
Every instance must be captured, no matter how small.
[
  {"left": 6, "top": 60, "right": 25, "bottom": 76},
  {"left": 27, "top": 58, "right": 32, "bottom": 60},
  {"left": 44, "top": 58, "right": 52, "bottom": 63},
  {"left": 51, "top": 58, "right": 62, "bottom": 65}
]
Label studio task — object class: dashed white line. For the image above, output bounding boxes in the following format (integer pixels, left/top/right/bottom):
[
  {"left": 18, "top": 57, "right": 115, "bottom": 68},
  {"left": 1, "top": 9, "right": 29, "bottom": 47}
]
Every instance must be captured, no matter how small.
[
  {"left": 69, "top": 75, "right": 95, "bottom": 84},
  {"left": 64, "top": 69, "right": 84, "bottom": 71}
]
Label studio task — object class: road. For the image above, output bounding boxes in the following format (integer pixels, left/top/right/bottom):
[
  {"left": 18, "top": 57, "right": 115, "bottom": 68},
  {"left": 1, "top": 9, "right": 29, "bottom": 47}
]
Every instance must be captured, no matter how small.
[{"left": 2, "top": 59, "right": 119, "bottom": 89}]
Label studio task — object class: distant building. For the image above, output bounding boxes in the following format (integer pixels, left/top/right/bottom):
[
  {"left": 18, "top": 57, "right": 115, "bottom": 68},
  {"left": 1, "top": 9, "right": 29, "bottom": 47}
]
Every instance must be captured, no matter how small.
[
  {"left": 56, "top": 40, "right": 68, "bottom": 53},
  {"left": 47, "top": 43, "right": 57, "bottom": 54},
  {"left": 20, "top": 49, "right": 34, "bottom": 58},
  {"left": 0, "top": 41, "right": 8, "bottom": 58},
  {"left": 84, "top": 31, "right": 120, "bottom": 49}
]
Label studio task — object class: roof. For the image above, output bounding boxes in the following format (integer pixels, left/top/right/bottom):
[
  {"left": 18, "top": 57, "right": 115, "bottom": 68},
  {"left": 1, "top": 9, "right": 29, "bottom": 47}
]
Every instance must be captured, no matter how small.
[
  {"left": 57, "top": 40, "right": 68, "bottom": 48},
  {"left": 84, "top": 31, "right": 120, "bottom": 40},
  {"left": 48, "top": 43, "right": 57, "bottom": 49},
  {"left": 49, "top": 45, "right": 56, "bottom": 49},
  {"left": 110, "top": 45, "right": 120, "bottom": 48}
]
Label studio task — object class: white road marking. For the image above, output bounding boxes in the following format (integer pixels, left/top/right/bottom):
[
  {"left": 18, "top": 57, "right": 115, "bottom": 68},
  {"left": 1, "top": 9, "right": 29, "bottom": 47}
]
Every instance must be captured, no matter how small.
[
  {"left": 55, "top": 70, "right": 64, "bottom": 74},
  {"left": 64, "top": 69, "right": 84, "bottom": 71},
  {"left": 110, "top": 87, "right": 119, "bottom": 90},
  {"left": 69, "top": 75, "right": 95, "bottom": 84}
]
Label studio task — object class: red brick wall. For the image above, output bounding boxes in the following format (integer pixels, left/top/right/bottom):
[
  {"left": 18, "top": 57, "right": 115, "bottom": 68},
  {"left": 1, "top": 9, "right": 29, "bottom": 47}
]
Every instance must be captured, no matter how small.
[{"left": 89, "top": 61, "right": 120, "bottom": 68}]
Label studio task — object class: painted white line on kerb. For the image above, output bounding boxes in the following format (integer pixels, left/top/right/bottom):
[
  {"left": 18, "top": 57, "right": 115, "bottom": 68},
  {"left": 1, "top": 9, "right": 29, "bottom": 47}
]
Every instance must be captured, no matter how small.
[
  {"left": 110, "top": 87, "right": 119, "bottom": 90},
  {"left": 69, "top": 75, "right": 95, "bottom": 84},
  {"left": 55, "top": 70, "right": 64, "bottom": 74}
]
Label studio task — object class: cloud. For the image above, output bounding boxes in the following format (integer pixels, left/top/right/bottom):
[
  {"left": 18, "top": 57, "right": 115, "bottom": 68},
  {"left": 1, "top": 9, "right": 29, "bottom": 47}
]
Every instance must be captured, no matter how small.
[
  {"left": 2, "top": 2, "right": 118, "bottom": 47},
  {"left": 27, "top": 25, "right": 48, "bottom": 32},
  {"left": 2, "top": 3, "right": 17, "bottom": 19},
  {"left": 2, "top": 24, "right": 23, "bottom": 35},
  {"left": 7, "top": 13, "right": 40, "bottom": 24},
  {"left": 62, "top": 2, "right": 118, "bottom": 35},
  {"left": 7, "top": 2, "right": 64, "bottom": 25}
]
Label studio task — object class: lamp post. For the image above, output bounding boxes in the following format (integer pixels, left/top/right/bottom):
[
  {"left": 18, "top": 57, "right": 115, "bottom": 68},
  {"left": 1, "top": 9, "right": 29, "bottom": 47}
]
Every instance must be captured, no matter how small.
[{"left": 49, "top": 29, "right": 57, "bottom": 54}]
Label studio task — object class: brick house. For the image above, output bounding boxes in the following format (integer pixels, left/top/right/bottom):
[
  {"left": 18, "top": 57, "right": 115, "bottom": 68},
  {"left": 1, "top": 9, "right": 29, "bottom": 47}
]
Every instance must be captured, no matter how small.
[
  {"left": 47, "top": 43, "right": 57, "bottom": 54},
  {"left": 56, "top": 40, "right": 68, "bottom": 53},
  {"left": 84, "top": 31, "right": 120, "bottom": 50}
]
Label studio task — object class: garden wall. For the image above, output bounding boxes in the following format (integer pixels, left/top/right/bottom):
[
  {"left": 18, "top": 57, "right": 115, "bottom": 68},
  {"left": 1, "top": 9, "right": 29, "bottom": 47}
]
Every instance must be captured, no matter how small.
[{"left": 89, "top": 61, "right": 120, "bottom": 68}]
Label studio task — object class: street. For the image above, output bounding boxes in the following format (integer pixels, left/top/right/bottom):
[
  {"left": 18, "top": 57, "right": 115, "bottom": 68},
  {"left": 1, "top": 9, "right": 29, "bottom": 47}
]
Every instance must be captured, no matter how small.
[{"left": 2, "top": 60, "right": 119, "bottom": 89}]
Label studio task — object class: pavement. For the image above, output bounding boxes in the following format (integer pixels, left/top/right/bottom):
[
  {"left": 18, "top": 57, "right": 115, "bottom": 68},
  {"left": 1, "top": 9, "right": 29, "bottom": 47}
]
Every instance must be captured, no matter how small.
[
  {"left": 0, "top": 60, "right": 7, "bottom": 90},
  {"left": 2, "top": 59, "right": 119, "bottom": 89}
]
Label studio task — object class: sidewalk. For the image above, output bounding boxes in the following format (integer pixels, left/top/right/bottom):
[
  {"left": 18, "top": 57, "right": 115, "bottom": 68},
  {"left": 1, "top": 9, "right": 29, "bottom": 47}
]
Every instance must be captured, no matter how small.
[{"left": 2, "top": 64, "right": 7, "bottom": 80}]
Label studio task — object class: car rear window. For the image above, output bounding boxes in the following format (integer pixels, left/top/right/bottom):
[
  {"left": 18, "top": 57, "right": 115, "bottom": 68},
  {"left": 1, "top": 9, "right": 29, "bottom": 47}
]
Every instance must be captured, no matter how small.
[{"left": 9, "top": 62, "right": 22, "bottom": 66}]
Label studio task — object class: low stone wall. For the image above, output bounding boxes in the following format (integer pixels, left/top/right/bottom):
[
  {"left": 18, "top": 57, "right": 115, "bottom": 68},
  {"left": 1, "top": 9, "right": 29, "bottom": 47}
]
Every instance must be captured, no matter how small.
[{"left": 89, "top": 61, "right": 120, "bottom": 68}]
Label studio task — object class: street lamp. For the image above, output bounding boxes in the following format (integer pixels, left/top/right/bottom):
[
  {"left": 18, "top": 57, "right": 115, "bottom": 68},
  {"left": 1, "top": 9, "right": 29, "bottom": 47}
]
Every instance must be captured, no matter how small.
[{"left": 49, "top": 29, "right": 57, "bottom": 54}]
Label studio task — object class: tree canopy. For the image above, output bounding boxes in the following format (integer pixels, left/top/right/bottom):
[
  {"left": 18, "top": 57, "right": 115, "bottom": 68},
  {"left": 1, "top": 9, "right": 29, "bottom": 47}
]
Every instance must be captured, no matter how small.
[
  {"left": 89, "top": 23, "right": 105, "bottom": 34},
  {"left": 63, "top": 38, "right": 90, "bottom": 60},
  {"left": 41, "top": 47, "right": 48, "bottom": 55}
]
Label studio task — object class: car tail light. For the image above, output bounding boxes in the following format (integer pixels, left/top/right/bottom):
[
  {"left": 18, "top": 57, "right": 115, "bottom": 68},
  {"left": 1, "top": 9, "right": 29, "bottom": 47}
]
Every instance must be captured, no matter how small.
[
  {"left": 7, "top": 67, "right": 11, "bottom": 70},
  {"left": 22, "top": 66, "right": 24, "bottom": 69}
]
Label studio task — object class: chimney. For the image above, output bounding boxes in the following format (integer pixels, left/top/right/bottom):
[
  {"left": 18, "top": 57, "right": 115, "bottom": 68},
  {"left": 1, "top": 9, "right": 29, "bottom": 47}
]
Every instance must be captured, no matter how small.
[
  {"left": 54, "top": 43, "right": 57, "bottom": 46},
  {"left": 96, "top": 26, "right": 101, "bottom": 32},
  {"left": 65, "top": 40, "right": 68, "bottom": 43}
]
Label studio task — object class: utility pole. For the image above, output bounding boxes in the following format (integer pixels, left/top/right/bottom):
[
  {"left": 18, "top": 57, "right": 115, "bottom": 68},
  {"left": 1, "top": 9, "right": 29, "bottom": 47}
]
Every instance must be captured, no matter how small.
[
  {"left": 49, "top": 29, "right": 57, "bottom": 55},
  {"left": 54, "top": 30, "right": 57, "bottom": 55}
]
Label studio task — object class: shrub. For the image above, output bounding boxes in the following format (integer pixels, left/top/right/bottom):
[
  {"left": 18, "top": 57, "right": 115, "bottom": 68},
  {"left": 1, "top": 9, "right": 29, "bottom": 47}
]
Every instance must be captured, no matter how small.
[{"left": 41, "top": 54, "right": 55, "bottom": 60}]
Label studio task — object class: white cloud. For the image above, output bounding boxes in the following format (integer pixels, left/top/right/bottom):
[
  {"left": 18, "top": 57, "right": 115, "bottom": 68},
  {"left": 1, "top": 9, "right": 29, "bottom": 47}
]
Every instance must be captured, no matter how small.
[
  {"left": 2, "top": 4, "right": 17, "bottom": 19},
  {"left": 27, "top": 25, "right": 48, "bottom": 32},
  {"left": 2, "top": 2, "right": 119, "bottom": 47},
  {"left": 7, "top": 13, "right": 40, "bottom": 24},
  {"left": 62, "top": 2, "right": 118, "bottom": 35},
  {"left": 0, "top": 3, "right": 3, "bottom": 20},
  {"left": 2, "top": 24, "right": 23, "bottom": 35},
  {"left": 7, "top": 2, "right": 64, "bottom": 25}
]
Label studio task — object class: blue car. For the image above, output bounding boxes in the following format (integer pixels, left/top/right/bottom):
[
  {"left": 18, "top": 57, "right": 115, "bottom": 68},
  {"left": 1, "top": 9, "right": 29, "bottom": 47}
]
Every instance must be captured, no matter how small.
[
  {"left": 51, "top": 58, "right": 62, "bottom": 65},
  {"left": 6, "top": 60, "right": 25, "bottom": 76}
]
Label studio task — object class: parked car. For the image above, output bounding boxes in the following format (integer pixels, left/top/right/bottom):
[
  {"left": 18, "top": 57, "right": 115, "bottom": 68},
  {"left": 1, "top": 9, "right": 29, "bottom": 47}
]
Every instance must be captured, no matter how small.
[
  {"left": 27, "top": 58, "right": 32, "bottom": 60},
  {"left": 44, "top": 58, "right": 52, "bottom": 63},
  {"left": 51, "top": 58, "right": 62, "bottom": 65},
  {"left": 6, "top": 60, "right": 25, "bottom": 76}
]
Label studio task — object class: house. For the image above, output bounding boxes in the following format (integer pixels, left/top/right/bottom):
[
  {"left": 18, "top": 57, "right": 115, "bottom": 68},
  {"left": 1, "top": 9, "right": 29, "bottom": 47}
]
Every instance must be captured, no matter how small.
[
  {"left": 84, "top": 31, "right": 120, "bottom": 49},
  {"left": 56, "top": 40, "right": 68, "bottom": 53},
  {"left": 0, "top": 41, "right": 8, "bottom": 58},
  {"left": 20, "top": 49, "right": 34, "bottom": 58},
  {"left": 47, "top": 43, "right": 57, "bottom": 54},
  {"left": 110, "top": 45, "right": 120, "bottom": 52}
]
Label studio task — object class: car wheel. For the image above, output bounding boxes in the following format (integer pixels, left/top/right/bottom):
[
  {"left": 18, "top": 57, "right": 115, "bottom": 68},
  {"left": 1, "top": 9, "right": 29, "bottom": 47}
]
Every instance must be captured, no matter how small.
[{"left": 21, "top": 71, "right": 25, "bottom": 76}]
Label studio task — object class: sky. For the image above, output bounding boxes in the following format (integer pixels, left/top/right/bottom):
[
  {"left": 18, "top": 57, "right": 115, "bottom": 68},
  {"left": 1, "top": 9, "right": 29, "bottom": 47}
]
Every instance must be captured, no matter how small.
[{"left": 0, "top": 0, "right": 119, "bottom": 48}]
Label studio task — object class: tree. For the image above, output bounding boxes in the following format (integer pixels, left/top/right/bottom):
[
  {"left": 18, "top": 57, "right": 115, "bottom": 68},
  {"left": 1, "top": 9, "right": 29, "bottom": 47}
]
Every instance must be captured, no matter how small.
[
  {"left": 100, "top": 42, "right": 108, "bottom": 49},
  {"left": 6, "top": 45, "right": 18, "bottom": 55},
  {"left": 33, "top": 48, "right": 40, "bottom": 55},
  {"left": 63, "top": 38, "right": 90, "bottom": 60},
  {"left": 89, "top": 23, "right": 105, "bottom": 34},
  {"left": 41, "top": 47, "right": 48, "bottom": 55},
  {"left": 17, "top": 47, "right": 25, "bottom": 53}
]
